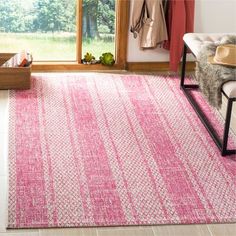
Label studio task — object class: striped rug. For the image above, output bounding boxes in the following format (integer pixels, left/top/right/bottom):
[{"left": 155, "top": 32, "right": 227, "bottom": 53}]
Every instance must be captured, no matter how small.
[{"left": 8, "top": 73, "right": 236, "bottom": 228}]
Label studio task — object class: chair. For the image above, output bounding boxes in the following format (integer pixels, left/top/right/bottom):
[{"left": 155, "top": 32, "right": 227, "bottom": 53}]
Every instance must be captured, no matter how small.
[{"left": 181, "top": 33, "right": 236, "bottom": 156}]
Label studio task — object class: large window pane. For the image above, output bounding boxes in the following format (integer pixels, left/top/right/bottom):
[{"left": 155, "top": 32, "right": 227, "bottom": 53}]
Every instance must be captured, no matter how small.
[
  {"left": 82, "top": 0, "right": 116, "bottom": 60},
  {"left": 0, "top": 0, "right": 77, "bottom": 61}
]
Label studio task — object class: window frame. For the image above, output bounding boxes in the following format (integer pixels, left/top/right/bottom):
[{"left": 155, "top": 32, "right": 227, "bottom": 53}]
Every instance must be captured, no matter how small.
[{"left": 32, "top": 0, "right": 129, "bottom": 71}]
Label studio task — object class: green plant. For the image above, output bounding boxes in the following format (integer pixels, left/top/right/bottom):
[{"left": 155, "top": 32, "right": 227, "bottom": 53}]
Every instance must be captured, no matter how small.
[
  {"left": 99, "top": 52, "right": 115, "bottom": 66},
  {"left": 83, "top": 52, "right": 95, "bottom": 63}
]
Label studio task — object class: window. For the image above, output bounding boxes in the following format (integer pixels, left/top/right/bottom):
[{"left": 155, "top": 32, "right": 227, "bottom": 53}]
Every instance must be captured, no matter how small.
[
  {"left": 0, "top": 0, "right": 77, "bottom": 61},
  {"left": 82, "top": 0, "right": 116, "bottom": 59},
  {"left": 0, "top": 0, "right": 129, "bottom": 69}
]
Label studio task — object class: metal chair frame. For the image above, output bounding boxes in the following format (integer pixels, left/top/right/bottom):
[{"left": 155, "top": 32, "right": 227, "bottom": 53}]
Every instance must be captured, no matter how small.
[{"left": 180, "top": 43, "right": 236, "bottom": 156}]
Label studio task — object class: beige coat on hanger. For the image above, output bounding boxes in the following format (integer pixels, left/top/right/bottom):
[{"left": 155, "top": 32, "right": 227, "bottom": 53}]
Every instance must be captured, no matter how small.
[{"left": 131, "top": 0, "right": 168, "bottom": 48}]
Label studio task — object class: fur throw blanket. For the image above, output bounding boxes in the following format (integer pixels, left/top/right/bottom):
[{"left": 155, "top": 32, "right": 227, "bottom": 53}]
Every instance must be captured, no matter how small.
[{"left": 195, "top": 35, "right": 236, "bottom": 108}]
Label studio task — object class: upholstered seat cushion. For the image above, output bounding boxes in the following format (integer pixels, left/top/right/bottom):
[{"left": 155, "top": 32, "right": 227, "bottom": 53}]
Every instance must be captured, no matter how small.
[
  {"left": 183, "top": 33, "right": 236, "bottom": 99},
  {"left": 183, "top": 33, "right": 235, "bottom": 58},
  {"left": 222, "top": 81, "right": 236, "bottom": 98}
]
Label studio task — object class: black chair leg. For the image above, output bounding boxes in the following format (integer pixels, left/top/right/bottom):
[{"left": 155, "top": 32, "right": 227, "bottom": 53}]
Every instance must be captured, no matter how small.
[
  {"left": 180, "top": 41, "right": 235, "bottom": 156},
  {"left": 222, "top": 98, "right": 234, "bottom": 156},
  {"left": 180, "top": 43, "right": 187, "bottom": 88}
]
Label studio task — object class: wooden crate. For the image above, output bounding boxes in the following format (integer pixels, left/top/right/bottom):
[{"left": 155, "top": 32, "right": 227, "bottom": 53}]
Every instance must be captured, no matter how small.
[{"left": 0, "top": 53, "right": 31, "bottom": 90}]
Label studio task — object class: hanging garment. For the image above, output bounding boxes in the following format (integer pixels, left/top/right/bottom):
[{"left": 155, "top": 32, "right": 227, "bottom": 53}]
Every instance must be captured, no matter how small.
[
  {"left": 163, "top": 0, "right": 195, "bottom": 71},
  {"left": 131, "top": 0, "right": 168, "bottom": 48}
]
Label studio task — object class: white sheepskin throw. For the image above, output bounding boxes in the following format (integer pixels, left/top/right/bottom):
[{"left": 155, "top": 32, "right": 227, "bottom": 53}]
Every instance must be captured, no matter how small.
[{"left": 195, "top": 35, "right": 236, "bottom": 108}]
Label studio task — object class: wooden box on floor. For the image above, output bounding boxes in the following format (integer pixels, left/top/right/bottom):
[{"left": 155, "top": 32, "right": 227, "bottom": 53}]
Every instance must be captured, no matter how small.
[{"left": 0, "top": 53, "right": 31, "bottom": 90}]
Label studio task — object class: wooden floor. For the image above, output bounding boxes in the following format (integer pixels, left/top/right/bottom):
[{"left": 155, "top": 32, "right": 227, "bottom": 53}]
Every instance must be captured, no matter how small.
[{"left": 0, "top": 79, "right": 235, "bottom": 236}]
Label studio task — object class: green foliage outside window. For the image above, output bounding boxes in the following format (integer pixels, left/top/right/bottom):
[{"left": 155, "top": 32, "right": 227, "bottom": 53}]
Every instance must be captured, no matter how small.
[{"left": 0, "top": 0, "right": 115, "bottom": 40}]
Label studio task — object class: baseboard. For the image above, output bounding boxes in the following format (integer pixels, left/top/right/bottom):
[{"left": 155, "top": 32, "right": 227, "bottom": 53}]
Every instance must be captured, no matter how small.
[
  {"left": 126, "top": 62, "right": 196, "bottom": 72},
  {"left": 32, "top": 61, "right": 195, "bottom": 73},
  {"left": 32, "top": 62, "right": 125, "bottom": 72}
]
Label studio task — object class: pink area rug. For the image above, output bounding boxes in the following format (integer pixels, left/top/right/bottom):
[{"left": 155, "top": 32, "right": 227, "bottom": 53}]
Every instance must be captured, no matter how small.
[{"left": 8, "top": 73, "right": 236, "bottom": 228}]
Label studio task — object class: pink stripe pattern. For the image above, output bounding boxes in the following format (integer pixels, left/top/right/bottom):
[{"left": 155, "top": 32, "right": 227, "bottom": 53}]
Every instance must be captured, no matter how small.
[{"left": 8, "top": 73, "right": 236, "bottom": 228}]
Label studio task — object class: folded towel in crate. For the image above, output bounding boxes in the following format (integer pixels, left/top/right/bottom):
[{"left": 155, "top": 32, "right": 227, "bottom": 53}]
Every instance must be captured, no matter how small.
[{"left": 1, "top": 51, "right": 33, "bottom": 68}]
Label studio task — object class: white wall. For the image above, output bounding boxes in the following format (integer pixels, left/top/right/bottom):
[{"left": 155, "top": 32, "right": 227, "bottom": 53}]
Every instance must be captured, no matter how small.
[{"left": 127, "top": 0, "right": 236, "bottom": 62}]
